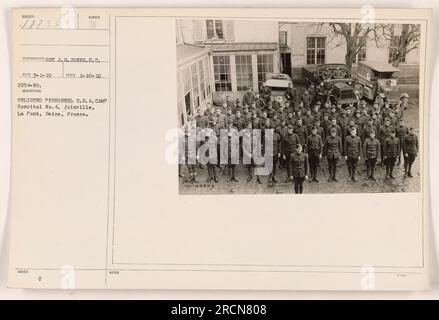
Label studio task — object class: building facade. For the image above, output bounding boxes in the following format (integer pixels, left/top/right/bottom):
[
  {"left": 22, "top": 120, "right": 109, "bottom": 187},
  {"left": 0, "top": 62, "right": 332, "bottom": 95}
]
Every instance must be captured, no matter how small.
[
  {"left": 177, "top": 19, "right": 281, "bottom": 107},
  {"left": 176, "top": 20, "right": 420, "bottom": 126},
  {"left": 176, "top": 44, "right": 212, "bottom": 127},
  {"left": 279, "top": 23, "right": 420, "bottom": 83}
]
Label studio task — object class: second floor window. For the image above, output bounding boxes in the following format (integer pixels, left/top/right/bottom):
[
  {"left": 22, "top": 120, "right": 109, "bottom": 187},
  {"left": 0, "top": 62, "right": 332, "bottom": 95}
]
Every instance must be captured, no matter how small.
[
  {"left": 206, "top": 20, "right": 224, "bottom": 40},
  {"left": 306, "top": 37, "right": 326, "bottom": 65},
  {"left": 388, "top": 36, "right": 406, "bottom": 63},
  {"left": 355, "top": 47, "right": 367, "bottom": 64},
  {"left": 279, "top": 31, "right": 288, "bottom": 47}
]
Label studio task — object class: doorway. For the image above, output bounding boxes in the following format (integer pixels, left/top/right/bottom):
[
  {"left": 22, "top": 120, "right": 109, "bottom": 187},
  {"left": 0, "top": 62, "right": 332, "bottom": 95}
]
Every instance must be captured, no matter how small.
[{"left": 281, "top": 52, "right": 292, "bottom": 77}]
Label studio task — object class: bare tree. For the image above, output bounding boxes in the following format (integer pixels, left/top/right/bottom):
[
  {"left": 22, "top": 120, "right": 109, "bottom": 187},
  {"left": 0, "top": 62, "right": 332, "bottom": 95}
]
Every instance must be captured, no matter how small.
[
  {"left": 326, "top": 23, "right": 380, "bottom": 69},
  {"left": 381, "top": 24, "right": 421, "bottom": 67}
]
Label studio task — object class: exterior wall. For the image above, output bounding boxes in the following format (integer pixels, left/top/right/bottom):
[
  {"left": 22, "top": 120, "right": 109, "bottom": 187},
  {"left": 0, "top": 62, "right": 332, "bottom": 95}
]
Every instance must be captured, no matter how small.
[
  {"left": 233, "top": 20, "right": 279, "bottom": 43},
  {"left": 280, "top": 23, "right": 420, "bottom": 83},
  {"left": 177, "top": 53, "right": 213, "bottom": 126}
]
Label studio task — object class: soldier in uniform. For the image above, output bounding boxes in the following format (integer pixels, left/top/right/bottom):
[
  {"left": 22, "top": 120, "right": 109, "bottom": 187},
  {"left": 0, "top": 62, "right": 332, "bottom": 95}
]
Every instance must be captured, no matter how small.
[
  {"left": 321, "top": 113, "right": 331, "bottom": 135},
  {"left": 378, "top": 118, "right": 393, "bottom": 165},
  {"left": 225, "top": 95, "right": 235, "bottom": 110},
  {"left": 314, "top": 119, "right": 325, "bottom": 141},
  {"left": 344, "top": 127, "right": 362, "bottom": 181},
  {"left": 388, "top": 110, "right": 398, "bottom": 129},
  {"left": 375, "top": 93, "right": 385, "bottom": 110},
  {"left": 312, "top": 103, "right": 322, "bottom": 122},
  {"left": 259, "top": 82, "right": 271, "bottom": 103},
  {"left": 316, "top": 81, "right": 326, "bottom": 105},
  {"left": 326, "top": 118, "right": 342, "bottom": 138},
  {"left": 294, "top": 118, "right": 308, "bottom": 151},
  {"left": 277, "top": 119, "right": 288, "bottom": 169},
  {"left": 324, "top": 127, "right": 343, "bottom": 182},
  {"left": 234, "top": 98, "right": 242, "bottom": 114},
  {"left": 250, "top": 101, "right": 261, "bottom": 117},
  {"left": 383, "top": 129, "right": 400, "bottom": 179},
  {"left": 371, "top": 112, "right": 381, "bottom": 132},
  {"left": 290, "top": 144, "right": 309, "bottom": 194},
  {"left": 382, "top": 101, "right": 392, "bottom": 120},
  {"left": 302, "top": 89, "right": 313, "bottom": 109},
  {"left": 265, "top": 102, "right": 276, "bottom": 119},
  {"left": 286, "top": 112, "right": 296, "bottom": 127},
  {"left": 282, "top": 125, "right": 300, "bottom": 182},
  {"left": 344, "top": 118, "right": 359, "bottom": 144},
  {"left": 402, "top": 127, "right": 418, "bottom": 178},
  {"left": 400, "top": 92, "right": 410, "bottom": 115},
  {"left": 195, "top": 109, "right": 209, "bottom": 129},
  {"left": 338, "top": 109, "right": 350, "bottom": 143},
  {"left": 363, "top": 130, "right": 380, "bottom": 181},
  {"left": 242, "top": 105, "right": 252, "bottom": 123},
  {"left": 271, "top": 112, "right": 281, "bottom": 128},
  {"left": 277, "top": 104, "right": 287, "bottom": 123},
  {"left": 242, "top": 87, "right": 255, "bottom": 107},
  {"left": 225, "top": 107, "right": 235, "bottom": 126},
  {"left": 181, "top": 125, "right": 199, "bottom": 183},
  {"left": 285, "top": 82, "right": 297, "bottom": 106},
  {"left": 307, "top": 126, "right": 323, "bottom": 182},
  {"left": 233, "top": 110, "right": 246, "bottom": 131},
  {"left": 323, "top": 79, "right": 333, "bottom": 103},
  {"left": 242, "top": 122, "right": 263, "bottom": 184},
  {"left": 307, "top": 83, "right": 316, "bottom": 105},
  {"left": 215, "top": 108, "right": 228, "bottom": 129},
  {"left": 362, "top": 117, "right": 377, "bottom": 143},
  {"left": 205, "top": 128, "right": 219, "bottom": 183},
  {"left": 254, "top": 93, "right": 265, "bottom": 110},
  {"left": 269, "top": 127, "right": 282, "bottom": 183},
  {"left": 395, "top": 119, "right": 409, "bottom": 166},
  {"left": 221, "top": 124, "right": 239, "bottom": 183},
  {"left": 302, "top": 108, "right": 315, "bottom": 134},
  {"left": 321, "top": 68, "right": 331, "bottom": 81},
  {"left": 251, "top": 112, "right": 261, "bottom": 130}
]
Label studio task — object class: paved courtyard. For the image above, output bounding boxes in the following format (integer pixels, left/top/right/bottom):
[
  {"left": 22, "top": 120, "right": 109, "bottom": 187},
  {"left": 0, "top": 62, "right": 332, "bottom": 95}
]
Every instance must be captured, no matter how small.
[{"left": 179, "top": 84, "right": 421, "bottom": 195}]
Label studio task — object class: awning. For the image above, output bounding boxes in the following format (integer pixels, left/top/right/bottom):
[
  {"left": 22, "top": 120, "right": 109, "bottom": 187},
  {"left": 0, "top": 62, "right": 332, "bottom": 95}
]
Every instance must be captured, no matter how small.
[{"left": 177, "top": 44, "right": 211, "bottom": 67}]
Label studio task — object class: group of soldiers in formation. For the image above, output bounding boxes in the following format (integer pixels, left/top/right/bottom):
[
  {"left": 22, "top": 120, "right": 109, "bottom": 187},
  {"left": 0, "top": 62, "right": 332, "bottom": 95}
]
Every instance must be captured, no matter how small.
[{"left": 180, "top": 82, "right": 419, "bottom": 194}]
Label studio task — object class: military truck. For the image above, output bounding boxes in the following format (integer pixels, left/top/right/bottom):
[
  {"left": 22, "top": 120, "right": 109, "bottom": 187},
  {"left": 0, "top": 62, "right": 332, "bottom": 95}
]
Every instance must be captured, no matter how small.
[
  {"left": 302, "top": 63, "right": 352, "bottom": 85},
  {"left": 356, "top": 61, "right": 401, "bottom": 106},
  {"left": 329, "top": 82, "right": 358, "bottom": 107},
  {"left": 262, "top": 73, "right": 293, "bottom": 101}
]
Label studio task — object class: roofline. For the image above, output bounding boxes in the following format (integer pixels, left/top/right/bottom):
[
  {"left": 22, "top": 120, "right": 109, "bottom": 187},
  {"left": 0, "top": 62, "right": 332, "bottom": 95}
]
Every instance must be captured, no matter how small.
[
  {"left": 177, "top": 45, "right": 212, "bottom": 68},
  {"left": 358, "top": 60, "right": 401, "bottom": 72}
]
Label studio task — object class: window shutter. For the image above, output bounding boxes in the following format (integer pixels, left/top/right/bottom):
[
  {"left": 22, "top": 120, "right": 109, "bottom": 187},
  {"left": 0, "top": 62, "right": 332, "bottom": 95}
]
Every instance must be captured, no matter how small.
[
  {"left": 224, "top": 20, "right": 235, "bottom": 42},
  {"left": 193, "top": 19, "right": 204, "bottom": 42}
]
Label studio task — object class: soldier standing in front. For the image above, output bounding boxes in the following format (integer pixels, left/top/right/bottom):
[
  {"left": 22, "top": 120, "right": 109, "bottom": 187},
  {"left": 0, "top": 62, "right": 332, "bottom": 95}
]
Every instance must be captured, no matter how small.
[
  {"left": 402, "top": 127, "right": 419, "bottom": 178},
  {"left": 290, "top": 144, "right": 309, "bottom": 194},
  {"left": 344, "top": 127, "right": 362, "bottom": 182}
]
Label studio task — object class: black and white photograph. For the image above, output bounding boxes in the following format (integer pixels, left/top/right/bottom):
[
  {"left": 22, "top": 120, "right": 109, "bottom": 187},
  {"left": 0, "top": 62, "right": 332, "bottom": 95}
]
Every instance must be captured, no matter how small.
[{"left": 177, "top": 19, "right": 422, "bottom": 195}]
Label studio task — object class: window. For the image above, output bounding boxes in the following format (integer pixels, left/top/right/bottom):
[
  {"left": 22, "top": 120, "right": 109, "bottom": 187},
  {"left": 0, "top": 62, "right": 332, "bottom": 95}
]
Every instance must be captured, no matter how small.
[
  {"left": 213, "top": 55, "right": 232, "bottom": 92},
  {"left": 355, "top": 36, "right": 367, "bottom": 64},
  {"left": 206, "top": 20, "right": 224, "bottom": 40},
  {"left": 388, "top": 36, "right": 406, "bottom": 63},
  {"left": 191, "top": 64, "right": 200, "bottom": 108},
  {"left": 235, "top": 55, "right": 253, "bottom": 91},
  {"left": 356, "top": 47, "right": 367, "bottom": 64},
  {"left": 306, "top": 37, "right": 326, "bottom": 65},
  {"left": 204, "top": 57, "right": 211, "bottom": 95},
  {"left": 177, "top": 70, "right": 184, "bottom": 126},
  {"left": 257, "top": 54, "right": 274, "bottom": 86},
  {"left": 183, "top": 67, "right": 192, "bottom": 116},
  {"left": 198, "top": 60, "right": 206, "bottom": 101},
  {"left": 279, "top": 31, "right": 288, "bottom": 47}
]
